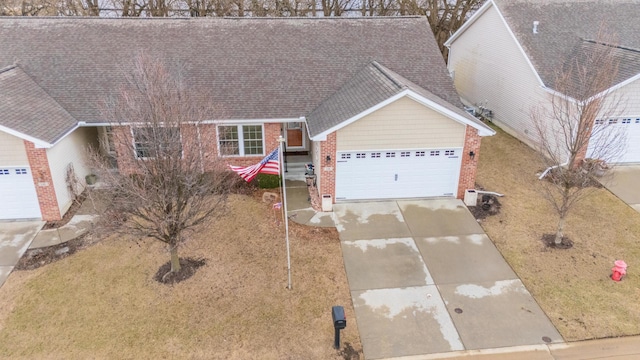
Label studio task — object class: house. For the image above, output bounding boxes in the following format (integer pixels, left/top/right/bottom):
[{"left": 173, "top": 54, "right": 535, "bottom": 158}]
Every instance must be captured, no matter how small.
[
  {"left": 0, "top": 16, "right": 494, "bottom": 221},
  {"left": 445, "top": 0, "right": 640, "bottom": 163}
]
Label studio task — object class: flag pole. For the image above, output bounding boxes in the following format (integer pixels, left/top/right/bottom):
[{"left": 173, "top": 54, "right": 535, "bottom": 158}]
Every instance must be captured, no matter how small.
[{"left": 277, "top": 136, "right": 292, "bottom": 290}]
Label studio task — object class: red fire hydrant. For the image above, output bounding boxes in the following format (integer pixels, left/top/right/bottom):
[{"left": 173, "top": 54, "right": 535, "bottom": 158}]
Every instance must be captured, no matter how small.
[{"left": 611, "top": 260, "right": 627, "bottom": 282}]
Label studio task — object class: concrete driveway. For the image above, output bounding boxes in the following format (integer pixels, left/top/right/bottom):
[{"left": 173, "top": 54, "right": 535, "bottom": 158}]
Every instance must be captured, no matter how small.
[
  {"left": 0, "top": 221, "right": 44, "bottom": 287},
  {"left": 599, "top": 166, "right": 640, "bottom": 212},
  {"left": 333, "top": 199, "right": 562, "bottom": 359}
]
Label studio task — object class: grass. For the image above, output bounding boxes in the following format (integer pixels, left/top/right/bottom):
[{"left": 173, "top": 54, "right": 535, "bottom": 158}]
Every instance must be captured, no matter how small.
[
  {"left": 0, "top": 194, "right": 361, "bottom": 359},
  {"left": 476, "top": 125, "right": 640, "bottom": 341}
]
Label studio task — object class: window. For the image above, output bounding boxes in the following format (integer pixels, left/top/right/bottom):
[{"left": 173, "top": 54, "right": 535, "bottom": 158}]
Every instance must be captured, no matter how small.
[
  {"left": 430, "top": 150, "right": 440, "bottom": 156},
  {"left": 0, "top": 169, "right": 8, "bottom": 175},
  {"left": 636, "top": 118, "right": 640, "bottom": 124},
  {"left": 371, "top": 152, "right": 381, "bottom": 158},
  {"left": 103, "top": 126, "right": 116, "bottom": 154},
  {"left": 400, "top": 152, "right": 410, "bottom": 157},
  {"left": 415, "top": 151, "right": 425, "bottom": 157},
  {"left": 15, "top": 168, "right": 27, "bottom": 175},
  {"left": 595, "top": 119, "right": 605, "bottom": 125},
  {"left": 622, "top": 118, "right": 632, "bottom": 124},
  {"left": 133, "top": 127, "right": 182, "bottom": 159},
  {"left": 218, "top": 125, "right": 264, "bottom": 156},
  {"left": 341, "top": 153, "right": 351, "bottom": 160},
  {"left": 445, "top": 150, "right": 455, "bottom": 156},
  {"left": 608, "top": 118, "right": 618, "bottom": 125},
  {"left": 356, "top": 153, "right": 366, "bottom": 159},
  {"left": 385, "top": 152, "right": 396, "bottom": 158}
]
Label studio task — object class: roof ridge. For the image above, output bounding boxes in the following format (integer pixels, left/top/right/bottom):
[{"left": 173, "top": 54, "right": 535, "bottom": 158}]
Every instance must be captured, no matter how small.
[
  {"left": 583, "top": 39, "right": 640, "bottom": 54},
  {"left": 370, "top": 61, "right": 407, "bottom": 90},
  {"left": 0, "top": 64, "right": 17, "bottom": 75}
]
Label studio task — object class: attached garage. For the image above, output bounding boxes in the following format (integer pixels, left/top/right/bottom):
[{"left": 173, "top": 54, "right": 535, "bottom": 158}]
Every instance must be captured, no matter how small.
[
  {"left": 0, "top": 166, "right": 41, "bottom": 220},
  {"left": 335, "top": 149, "right": 462, "bottom": 200},
  {"left": 617, "top": 118, "right": 640, "bottom": 163}
]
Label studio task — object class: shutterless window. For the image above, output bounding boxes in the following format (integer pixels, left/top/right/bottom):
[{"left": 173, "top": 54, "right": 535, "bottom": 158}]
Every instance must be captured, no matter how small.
[
  {"left": 218, "top": 125, "right": 264, "bottom": 156},
  {"left": 133, "top": 127, "right": 181, "bottom": 159}
]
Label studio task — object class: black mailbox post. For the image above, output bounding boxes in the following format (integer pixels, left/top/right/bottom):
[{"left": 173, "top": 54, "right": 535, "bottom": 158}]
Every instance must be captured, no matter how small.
[{"left": 332, "top": 306, "right": 346, "bottom": 349}]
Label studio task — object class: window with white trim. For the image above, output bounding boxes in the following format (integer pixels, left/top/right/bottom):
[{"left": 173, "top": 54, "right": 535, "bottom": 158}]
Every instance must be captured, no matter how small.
[
  {"left": 341, "top": 153, "right": 351, "bottom": 160},
  {"left": 595, "top": 119, "right": 605, "bottom": 125},
  {"left": 133, "top": 127, "right": 182, "bottom": 159},
  {"left": 218, "top": 125, "right": 264, "bottom": 156},
  {"left": 415, "top": 151, "right": 425, "bottom": 157},
  {"left": 445, "top": 150, "right": 455, "bottom": 156},
  {"left": 430, "top": 150, "right": 440, "bottom": 156},
  {"left": 371, "top": 152, "right": 381, "bottom": 158},
  {"left": 400, "top": 151, "right": 410, "bottom": 157},
  {"left": 356, "top": 153, "right": 366, "bottom": 159},
  {"left": 15, "top": 168, "right": 27, "bottom": 175},
  {"left": 622, "top": 118, "right": 632, "bottom": 124},
  {"left": 385, "top": 152, "right": 396, "bottom": 158},
  {"left": 0, "top": 169, "right": 9, "bottom": 175},
  {"left": 608, "top": 118, "right": 618, "bottom": 125}
]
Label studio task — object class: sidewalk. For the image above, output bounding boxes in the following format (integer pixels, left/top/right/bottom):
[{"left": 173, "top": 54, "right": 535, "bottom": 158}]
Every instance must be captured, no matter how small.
[{"left": 398, "top": 335, "right": 640, "bottom": 359}]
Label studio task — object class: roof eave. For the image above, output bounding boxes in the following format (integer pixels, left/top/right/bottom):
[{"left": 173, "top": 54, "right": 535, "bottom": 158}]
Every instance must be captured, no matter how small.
[
  {"left": 310, "top": 90, "right": 495, "bottom": 141},
  {"left": 444, "top": 0, "right": 495, "bottom": 48},
  {"left": 0, "top": 124, "right": 53, "bottom": 148}
]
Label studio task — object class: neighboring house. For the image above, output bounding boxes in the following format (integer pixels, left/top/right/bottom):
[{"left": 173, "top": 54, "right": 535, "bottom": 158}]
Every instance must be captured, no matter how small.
[
  {"left": 0, "top": 16, "right": 494, "bottom": 221},
  {"left": 445, "top": 0, "right": 640, "bottom": 163}
]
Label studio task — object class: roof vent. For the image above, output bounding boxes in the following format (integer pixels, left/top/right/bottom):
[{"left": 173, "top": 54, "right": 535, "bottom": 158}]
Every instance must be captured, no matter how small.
[{"left": 533, "top": 21, "right": 539, "bottom": 34}]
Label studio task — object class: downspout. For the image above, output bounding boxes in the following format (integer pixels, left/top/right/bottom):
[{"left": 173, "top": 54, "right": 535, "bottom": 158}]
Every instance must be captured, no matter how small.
[{"left": 539, "top": 159, "right": 569, "bottom": 180}]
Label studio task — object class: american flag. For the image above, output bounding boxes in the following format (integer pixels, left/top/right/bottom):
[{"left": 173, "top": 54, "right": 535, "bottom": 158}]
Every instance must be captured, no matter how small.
[{"left": 228, "top": 148, "right": 280, "bottom": 182}]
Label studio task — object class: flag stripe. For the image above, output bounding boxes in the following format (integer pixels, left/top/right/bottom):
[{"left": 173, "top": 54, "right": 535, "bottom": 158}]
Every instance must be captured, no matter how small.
[{"left": 228, "top": 148, "right": 280, "bottom": 182}]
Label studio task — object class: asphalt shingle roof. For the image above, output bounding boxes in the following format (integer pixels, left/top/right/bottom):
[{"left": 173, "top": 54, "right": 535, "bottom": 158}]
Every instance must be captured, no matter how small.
[
  {"left": 0, "top": 16, "right": 467, "bottom": 142},
  {"left": 494, "top": 0, "right": 640, "bottom": 99},
  {"left": 307, "top": 61, "right": 490, "bottom": 137},
  {"left": 0, "top": 66, "right": 77, "bottom": 144}
]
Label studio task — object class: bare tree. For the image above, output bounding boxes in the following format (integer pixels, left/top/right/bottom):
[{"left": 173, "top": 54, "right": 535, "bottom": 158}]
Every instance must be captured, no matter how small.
[
  {"left": 89, "top": 53, "right": 234, "bottom": 279},
  {"left": 532, "top": 27, "right": 626, "bottom": 246}
]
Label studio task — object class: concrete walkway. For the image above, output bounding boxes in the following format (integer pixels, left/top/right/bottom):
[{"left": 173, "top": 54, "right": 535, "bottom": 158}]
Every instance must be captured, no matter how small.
[
  {"left": 285, "top": 180, "right": 335, "bottom": 227},
  {"left": 0, "top": 221, "right": 45, "bottom": 287},
  {"left": 333, "top": 200, "right": 562, "bottom": 360},
  {"left": 0, "top": 214, "right": 95, "bottom": 289},
  {"left": 598, "top": 165, "right": 640, "bottom": 212}
]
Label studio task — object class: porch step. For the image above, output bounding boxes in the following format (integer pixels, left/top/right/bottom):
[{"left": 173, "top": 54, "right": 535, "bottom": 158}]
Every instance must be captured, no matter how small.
[{"left": 284, "top": 161, "right": 312, "bottom": 181}]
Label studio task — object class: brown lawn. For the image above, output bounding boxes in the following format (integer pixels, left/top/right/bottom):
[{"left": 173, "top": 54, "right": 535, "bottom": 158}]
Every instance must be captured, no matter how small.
[
  {"left": 476, "top": 125, "right": 640, "bottom": 341},
  {"left": 0, "top": 194, "right": 362, "bottom": 359}
]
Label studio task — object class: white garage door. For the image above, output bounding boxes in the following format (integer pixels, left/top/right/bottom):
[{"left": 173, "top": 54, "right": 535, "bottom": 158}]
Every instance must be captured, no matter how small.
[
  {"left": 0, "top": 167, "right": 41, "bottom": 220},
  {"left": 335, "top": 149, "right": 462, "bottom": 201},
  {"left": 588, "top": 117, "right": 640, "bottom": 163}
]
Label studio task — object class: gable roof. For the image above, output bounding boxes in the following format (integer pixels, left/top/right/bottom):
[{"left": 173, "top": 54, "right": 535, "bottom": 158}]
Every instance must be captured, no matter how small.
[
  {"left": 0, "top": 16, "right": 468, "bottom": 143},
  {"left": 307, "top": 61, "right": 494, "bottom": 138},
  {"left": 486, "top": 0, "right": 640, "bottom": 99},
  {"left": 0, "top": 66, "right": 77, "bottom": 146}
]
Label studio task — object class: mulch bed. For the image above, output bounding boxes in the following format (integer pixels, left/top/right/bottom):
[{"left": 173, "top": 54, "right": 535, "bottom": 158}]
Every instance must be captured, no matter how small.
[
  {"left": 469, "top": 194, "right": 502, "bottom": 220},
  {"left": 153, "top": 257, "right": 206, "bottom": 285},
  {"left": 15, "top": 233, "right": 99, "bottom": 271},
  {"left": 541, "top": 233, "right": 574, "bottom": 249},
  {"left": 42, "top": 193, "right": 87, "bottom": 230}
]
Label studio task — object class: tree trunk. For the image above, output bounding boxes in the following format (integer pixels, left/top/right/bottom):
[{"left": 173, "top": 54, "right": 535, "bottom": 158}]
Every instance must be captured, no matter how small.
[
  {"left": 170, "top": 246, "right": 181, "bottom": 273},
  {"left": 555, "top": 216, "right": 565, "bottom": 245}
]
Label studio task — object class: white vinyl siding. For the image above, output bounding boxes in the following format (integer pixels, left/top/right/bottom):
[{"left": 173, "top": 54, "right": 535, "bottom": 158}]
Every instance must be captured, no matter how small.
[
  {"left": 336, "top": 97, "right": 465, "bottom": 151},
  {"left": 447, "top": 4, "right": 546, "bottom": 146},
  {"left": 47, "top": 127, "right": 94, "bottom": 216},
  {"left": 0, "top": 131, "right": 29, "bottom": 166}
]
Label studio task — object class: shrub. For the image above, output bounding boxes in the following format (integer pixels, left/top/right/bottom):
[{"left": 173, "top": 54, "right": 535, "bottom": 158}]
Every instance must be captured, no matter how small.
[{"left": 256, "top": 174, "right": 281, "bottom": 189}]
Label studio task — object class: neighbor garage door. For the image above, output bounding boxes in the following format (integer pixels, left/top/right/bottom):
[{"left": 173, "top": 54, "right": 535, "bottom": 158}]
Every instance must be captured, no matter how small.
[
  {"left": 0, "top": 167, "right": 41, "bottom": 219},
  {"left": 588, "top": 117, "right": 640, "bottom": 163},
  {"left": 335, "top": 149, "right": 462, "bottom": 201}
]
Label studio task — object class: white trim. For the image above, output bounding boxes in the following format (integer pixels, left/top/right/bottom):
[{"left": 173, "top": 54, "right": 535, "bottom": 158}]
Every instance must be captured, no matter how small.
[
  {"left": 0, "top": 124, "right": 52, "bottom": 149},
  {"left": 593, "top": 72, "right": 640, "bottom": 100},
  {"left": 445, "top": 1, "right": 545, "bottom": 87},
  {"left": 216, "top": 124, "right": 266, "bottom": 157},
  {"left": 310, "top": 90, "right": 495, "bottom": 141},
  {"left": 492, "top": 2, "right": 545, "bottom": 87},
  {"left": 444, "top": 0, "right": 494, "bottom": 47},
  {"left": 79, "top": 117, "right": 302, "bottom": 127}
]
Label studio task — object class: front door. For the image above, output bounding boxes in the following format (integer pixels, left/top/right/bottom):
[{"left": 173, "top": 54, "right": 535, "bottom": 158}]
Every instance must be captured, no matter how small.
[{"left": 286, "top": 122, "right": 304, "bottom": 149}]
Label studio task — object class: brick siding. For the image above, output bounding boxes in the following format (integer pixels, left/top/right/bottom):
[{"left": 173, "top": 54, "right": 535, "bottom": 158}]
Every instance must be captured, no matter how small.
[
  {"left": 319, "top": 132, "right": 337, "bottom": 203},
  {"left": 457, "top": 126, "right": 482, "bottom": 199},
  {"left": 24, "top": 140, "right": 61, "bottom": 221}
]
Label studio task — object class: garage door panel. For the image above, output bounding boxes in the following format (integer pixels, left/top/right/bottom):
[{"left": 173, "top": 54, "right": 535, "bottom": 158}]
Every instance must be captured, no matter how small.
[
  {"left": 336, "top": 149, "right": 462, "bottom": 200},
  {"left": 0, "top": 167, "right": 41, "bottom": 219}
]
